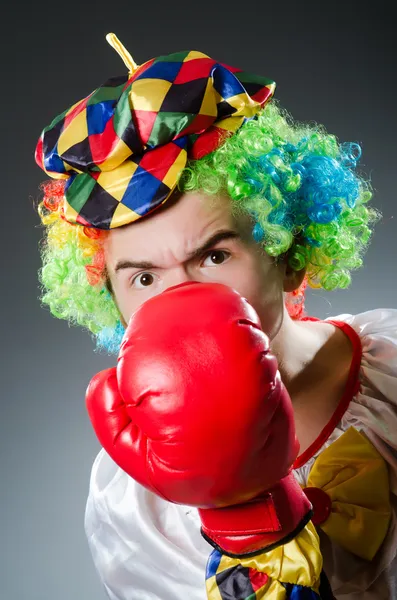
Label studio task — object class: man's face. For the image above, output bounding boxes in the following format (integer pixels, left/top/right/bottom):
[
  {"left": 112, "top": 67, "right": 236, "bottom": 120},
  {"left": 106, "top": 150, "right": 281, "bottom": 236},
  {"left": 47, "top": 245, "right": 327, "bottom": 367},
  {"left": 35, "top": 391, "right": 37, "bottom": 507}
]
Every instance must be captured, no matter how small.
[{"left": 105, "top": 191, "right": 287, "bottom": 339}]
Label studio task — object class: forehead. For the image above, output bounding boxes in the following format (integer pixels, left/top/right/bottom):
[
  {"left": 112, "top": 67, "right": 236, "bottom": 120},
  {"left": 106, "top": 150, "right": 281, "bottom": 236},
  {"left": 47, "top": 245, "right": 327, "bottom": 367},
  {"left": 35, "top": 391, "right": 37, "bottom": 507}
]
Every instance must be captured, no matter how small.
[{"left": 105, "top": 191, "right": 241, "bottom": 260}]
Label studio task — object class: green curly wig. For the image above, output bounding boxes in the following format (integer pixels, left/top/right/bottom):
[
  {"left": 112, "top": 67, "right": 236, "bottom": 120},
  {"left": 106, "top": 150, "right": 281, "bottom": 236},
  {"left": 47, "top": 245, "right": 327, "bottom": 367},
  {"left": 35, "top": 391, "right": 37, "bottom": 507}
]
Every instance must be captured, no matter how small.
[{"left": 37, "top": 101, "right": 379, "bottom": 353}]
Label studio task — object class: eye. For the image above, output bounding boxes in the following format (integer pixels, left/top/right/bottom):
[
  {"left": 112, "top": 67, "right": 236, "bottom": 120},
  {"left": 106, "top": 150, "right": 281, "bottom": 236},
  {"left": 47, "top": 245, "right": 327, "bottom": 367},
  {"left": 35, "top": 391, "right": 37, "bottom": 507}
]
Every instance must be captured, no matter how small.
[
  {"left": 202, "top": 250, "right": 230, "bottom": 267},
  {"left": 131, "top": 272, "right": 156, "bottom": 289}
]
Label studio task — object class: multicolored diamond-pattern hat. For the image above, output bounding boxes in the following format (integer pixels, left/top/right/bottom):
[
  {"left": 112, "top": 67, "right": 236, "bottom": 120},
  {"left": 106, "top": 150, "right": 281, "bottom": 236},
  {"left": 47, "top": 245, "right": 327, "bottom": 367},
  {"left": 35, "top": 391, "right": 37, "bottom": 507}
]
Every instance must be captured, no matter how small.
[{"left": 35, "top": 33, "right": 276, "bottom": 229}]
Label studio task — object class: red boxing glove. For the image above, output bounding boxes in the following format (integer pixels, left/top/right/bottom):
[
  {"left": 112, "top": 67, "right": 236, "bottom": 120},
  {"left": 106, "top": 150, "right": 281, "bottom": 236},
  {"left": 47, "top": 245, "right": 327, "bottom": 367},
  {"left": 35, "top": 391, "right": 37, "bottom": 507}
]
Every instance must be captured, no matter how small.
[{"left": 86, "top": 282, "right": 311, "bottom": 556}]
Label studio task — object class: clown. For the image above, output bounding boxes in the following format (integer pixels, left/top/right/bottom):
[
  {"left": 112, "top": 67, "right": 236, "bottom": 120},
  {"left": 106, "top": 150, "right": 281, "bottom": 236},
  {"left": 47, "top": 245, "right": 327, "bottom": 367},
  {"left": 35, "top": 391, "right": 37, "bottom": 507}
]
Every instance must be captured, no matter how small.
[{"left": 35, "top": 34, "right": 397, "bottom": 600}]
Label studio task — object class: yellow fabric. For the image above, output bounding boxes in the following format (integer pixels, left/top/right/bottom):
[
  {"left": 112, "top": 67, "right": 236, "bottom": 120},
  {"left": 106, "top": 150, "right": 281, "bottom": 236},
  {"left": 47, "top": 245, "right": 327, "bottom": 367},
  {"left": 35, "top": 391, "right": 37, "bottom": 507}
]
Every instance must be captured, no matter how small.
[
  {"left": 130, "top": 78, "right": 173, "bottom": 112},
  {"left": 206, "top": 521, "right": 322, "bottom": 599},
  {"left": 239, "top": 521, "right": 322, "bottom": 589},
  {"left": 96, "top": 160, "right": 139, "bottom": 200},
  {"left": 307, "top": 426, "right": 391, "bottom": 560}
]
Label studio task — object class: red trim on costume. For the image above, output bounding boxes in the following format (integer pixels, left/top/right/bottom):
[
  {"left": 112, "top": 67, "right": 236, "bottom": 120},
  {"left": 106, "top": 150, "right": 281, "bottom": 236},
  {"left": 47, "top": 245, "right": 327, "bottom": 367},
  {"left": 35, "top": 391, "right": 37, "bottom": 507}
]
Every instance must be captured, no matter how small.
[{"left": 293, "top": 317, "right": 363, "bottom": 469}]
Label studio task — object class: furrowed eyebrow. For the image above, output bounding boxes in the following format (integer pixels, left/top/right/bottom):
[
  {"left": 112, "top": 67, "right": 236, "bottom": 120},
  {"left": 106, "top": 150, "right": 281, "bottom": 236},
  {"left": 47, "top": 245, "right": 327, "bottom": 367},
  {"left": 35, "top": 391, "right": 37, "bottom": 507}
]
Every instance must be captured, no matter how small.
[
  {"left": 185, "top": 229, "right": 240, "bottom": 262},
  {"left": 115, "top": 259, "right": 155, "bottom": 272},
  {"left": 114, "top": 229, "right": 241, "bottom": 274}
]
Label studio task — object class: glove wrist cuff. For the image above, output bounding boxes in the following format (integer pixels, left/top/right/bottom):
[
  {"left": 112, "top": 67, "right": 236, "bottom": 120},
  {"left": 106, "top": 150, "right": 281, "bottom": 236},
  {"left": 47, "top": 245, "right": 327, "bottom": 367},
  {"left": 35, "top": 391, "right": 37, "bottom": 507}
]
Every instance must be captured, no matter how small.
[{"left": 199, "top": 471, "right": 312, "bottom": 557}]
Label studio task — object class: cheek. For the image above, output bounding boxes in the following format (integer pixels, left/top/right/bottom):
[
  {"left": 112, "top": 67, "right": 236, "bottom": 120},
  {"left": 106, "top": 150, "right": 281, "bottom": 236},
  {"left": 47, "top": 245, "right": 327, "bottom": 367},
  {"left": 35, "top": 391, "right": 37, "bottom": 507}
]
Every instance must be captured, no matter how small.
[
  {"left": 228, "top": 258, "right": 285, "bottom": 339},
  {"left": 111, "top": 281, "right": 140, "bottom": 324}
]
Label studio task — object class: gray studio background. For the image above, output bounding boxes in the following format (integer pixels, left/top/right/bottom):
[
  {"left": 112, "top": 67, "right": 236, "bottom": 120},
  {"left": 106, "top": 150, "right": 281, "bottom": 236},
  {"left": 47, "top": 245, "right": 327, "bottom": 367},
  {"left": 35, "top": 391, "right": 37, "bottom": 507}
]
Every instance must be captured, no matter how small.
[{"left": 1, "top": 1, "right": 396, "bottom": 599}]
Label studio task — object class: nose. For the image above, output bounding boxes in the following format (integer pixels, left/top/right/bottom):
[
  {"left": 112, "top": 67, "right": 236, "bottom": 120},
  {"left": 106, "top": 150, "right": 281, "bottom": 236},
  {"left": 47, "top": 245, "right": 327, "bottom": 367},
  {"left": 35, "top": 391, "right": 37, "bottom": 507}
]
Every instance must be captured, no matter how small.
[{"left": 161, "top": 267, "right": 199, "bottom": 295}]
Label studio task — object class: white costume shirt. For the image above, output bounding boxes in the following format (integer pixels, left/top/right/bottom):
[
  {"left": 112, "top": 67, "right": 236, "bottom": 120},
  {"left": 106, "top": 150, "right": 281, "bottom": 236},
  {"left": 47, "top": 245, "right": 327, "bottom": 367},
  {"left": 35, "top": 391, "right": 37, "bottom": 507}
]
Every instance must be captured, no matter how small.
[{"left": 84, "top": 309, "right": 397, "bottom": 600}]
